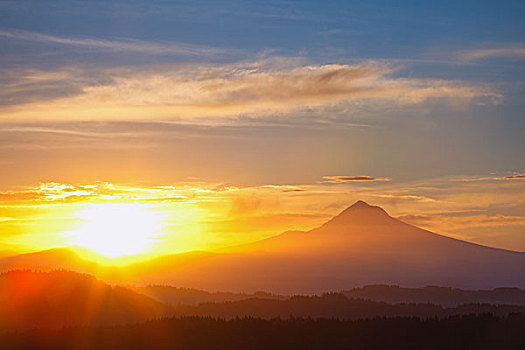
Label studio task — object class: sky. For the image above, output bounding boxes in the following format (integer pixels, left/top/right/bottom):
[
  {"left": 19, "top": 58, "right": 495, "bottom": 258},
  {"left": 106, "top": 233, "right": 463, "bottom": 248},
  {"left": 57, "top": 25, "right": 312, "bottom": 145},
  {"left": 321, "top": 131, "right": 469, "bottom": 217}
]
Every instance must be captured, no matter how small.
[{"left": 0, "top": 0, "right": 524, "bottom": 259}]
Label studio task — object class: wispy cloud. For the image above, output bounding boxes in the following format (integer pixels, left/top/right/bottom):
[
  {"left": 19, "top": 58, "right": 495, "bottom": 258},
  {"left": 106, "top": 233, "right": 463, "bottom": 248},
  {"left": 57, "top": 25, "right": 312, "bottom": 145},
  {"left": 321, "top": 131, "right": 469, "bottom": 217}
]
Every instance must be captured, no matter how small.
[
  {"left": 0, "top": 29, "right": 224, "bottom": 57},
  {"left": 0, "top": 59, "right": 501, "bottom": 122},
  {"left": 459, "top": 46, "right": 525, "bottom": 61},
  {"left": 450, "top": 173, "right": 525, "bottom": 182},
  {"left": 0, "top": 181, "right": 216, "bottom": 204},
  {"left": 398, "top": 213, "right": 525, "bottom": 229},
  {"left": 321, "top": 175, "right": 391, "bottom": 183}
]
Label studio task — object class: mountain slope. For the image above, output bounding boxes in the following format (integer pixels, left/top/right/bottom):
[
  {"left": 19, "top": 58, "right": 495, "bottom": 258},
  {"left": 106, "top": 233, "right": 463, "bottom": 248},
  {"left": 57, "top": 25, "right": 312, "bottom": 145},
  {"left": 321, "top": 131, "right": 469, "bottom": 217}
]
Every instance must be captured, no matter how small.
[
  {"left": 0, "top": 248, "right": 216, "bottom": 284},
  {"left": 135, "top": 201, "right": 525, "bottom": 292},
  {"left": 0, "top": 248, "right": 100, "bottom": 273}
]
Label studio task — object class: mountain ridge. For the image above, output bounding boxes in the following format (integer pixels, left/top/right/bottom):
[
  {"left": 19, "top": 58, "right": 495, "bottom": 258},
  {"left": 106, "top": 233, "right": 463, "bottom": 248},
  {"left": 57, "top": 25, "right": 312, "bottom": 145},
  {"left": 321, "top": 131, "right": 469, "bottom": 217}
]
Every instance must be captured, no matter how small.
[{"left": 1, "top": 200, "right": 524, "bottom": 292}]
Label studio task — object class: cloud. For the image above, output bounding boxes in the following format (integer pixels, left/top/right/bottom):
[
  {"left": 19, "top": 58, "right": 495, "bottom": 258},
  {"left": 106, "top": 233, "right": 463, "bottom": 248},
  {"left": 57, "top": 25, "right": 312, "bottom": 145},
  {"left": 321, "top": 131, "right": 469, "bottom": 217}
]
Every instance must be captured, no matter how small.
[
  {"left": 321, "top": 175, "right": 391, "bottom": 184},
  {"left": 397, "top": 213, "right": 525, "bottom": 238},
  {"left": 450, "top": 173, "right": 525, "bottom": 182},
  {"left": 0, "top": 29, "right": 224, "bottom": 57},
  {"left": 459, "top": 46, "right": 525, "bottom": 61},
  {"left": 504, "top": 174, "right": 525, "bottom": 180},
  {"left": 0, "top": 181, "right": 239, "bottom": 205},
  {"left": 0, "top": 182, "right": 114, "bottom": 203},
  {"left": 261, "top": 185, "right": 306, "bottom": 192},
  {"left": 0, "top": 59, "right": 500, "bottom": 122}
]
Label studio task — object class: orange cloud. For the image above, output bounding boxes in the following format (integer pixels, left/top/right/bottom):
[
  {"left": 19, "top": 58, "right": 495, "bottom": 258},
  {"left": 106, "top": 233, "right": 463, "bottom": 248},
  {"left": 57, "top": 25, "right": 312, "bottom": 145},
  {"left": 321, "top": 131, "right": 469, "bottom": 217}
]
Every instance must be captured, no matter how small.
[
  {"left": 322, "top": 175, "right": 391, "bottom": 183},
  {"left": 450, "top": 173, "right": 525, "bottom": 182},
  {"left": 503, "top": 174, "right": 525, "bottom": 180}
]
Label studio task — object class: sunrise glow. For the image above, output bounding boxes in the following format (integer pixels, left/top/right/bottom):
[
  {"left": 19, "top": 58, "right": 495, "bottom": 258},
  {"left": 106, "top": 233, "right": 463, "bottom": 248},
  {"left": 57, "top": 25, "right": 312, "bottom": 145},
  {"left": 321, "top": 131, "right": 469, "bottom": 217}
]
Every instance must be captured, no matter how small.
[
  {"left": 62, "top": 203, "right": 164, "bottom": 257},
  {"left": 0, "top": 2, "right": 524, "bottom": 348}
]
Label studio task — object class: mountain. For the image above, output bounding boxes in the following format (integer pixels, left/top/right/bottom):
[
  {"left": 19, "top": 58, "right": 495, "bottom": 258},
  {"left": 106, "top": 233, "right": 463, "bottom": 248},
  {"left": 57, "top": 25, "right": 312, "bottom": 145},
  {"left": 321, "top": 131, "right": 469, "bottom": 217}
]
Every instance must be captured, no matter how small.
[
  {"left": 2, "top": 201, "right": 524, "bottom": 293},
  {"left": 0, "top": 270, "right": 170, "bottom": 331},
  {"left": 127, "top": 200, "right": 525, "bottom": 292}
]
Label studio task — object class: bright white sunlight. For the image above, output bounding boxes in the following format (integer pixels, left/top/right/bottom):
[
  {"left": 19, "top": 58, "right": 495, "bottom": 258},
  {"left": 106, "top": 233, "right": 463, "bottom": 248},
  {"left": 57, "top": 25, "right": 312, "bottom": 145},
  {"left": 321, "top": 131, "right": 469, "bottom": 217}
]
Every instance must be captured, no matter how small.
[{"left": 63, "top": 203, "right": 163, "bottom": 257}]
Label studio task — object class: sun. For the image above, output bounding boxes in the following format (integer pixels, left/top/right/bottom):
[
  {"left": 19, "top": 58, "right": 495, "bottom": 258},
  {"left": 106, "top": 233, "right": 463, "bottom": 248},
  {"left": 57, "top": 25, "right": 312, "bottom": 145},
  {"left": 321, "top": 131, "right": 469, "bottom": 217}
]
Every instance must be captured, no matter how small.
[{"left": 63, "top": 203, "right": 164, "bottom": 258}]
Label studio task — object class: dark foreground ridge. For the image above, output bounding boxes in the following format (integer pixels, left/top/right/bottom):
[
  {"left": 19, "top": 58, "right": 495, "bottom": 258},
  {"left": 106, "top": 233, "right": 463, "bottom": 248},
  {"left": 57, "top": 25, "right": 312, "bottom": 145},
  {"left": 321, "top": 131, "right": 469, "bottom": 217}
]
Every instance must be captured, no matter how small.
[{"left": 2, "top": 314, "right": 525, "bottom": 350}]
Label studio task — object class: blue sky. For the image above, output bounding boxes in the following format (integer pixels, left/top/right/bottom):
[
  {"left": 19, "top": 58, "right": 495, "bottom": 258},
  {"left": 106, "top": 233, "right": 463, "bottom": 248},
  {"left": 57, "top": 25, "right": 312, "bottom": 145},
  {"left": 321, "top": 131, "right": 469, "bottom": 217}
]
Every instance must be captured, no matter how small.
[
  {"left": 1, "top": 0, "right": 524, "bottom": 183},
  {"left": 2, "top": 1, "right": 525, "bottom": 64}
]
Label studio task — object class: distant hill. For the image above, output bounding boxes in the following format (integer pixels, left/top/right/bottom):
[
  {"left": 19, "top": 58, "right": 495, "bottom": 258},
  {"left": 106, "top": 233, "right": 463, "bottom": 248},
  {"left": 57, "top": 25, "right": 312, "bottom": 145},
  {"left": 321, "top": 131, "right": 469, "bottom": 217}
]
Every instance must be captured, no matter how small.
[
  {"left": 135, "top": 284, "right": 525, "bottom": 308},
  {"left": 170, "top": 293, "right": 525, "bottom": 320},
  {"left": 0, "top": 248, "right": 215, "bottom": 284},
  {"left": 0, "top": 248, "right": 99, "bottom": 274},
  {"left": 342, "top": 285, "right": 525, "bottom": 307},
  {"left": 0, "top": 270, "right": 170, "bottom": 331},
  {"left": 133, "top": 285, "right": 285, "bottom": 306}
]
